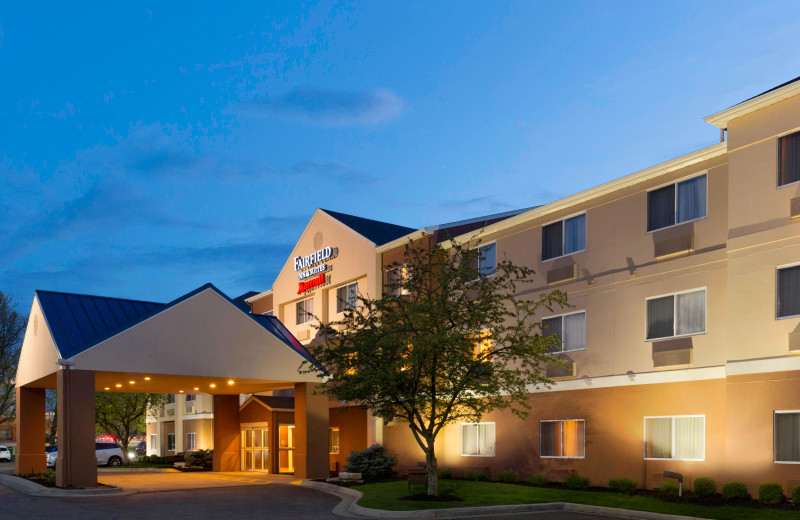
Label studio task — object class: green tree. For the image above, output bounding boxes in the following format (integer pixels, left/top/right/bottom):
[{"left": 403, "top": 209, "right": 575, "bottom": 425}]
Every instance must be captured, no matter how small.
[
  {"left": 305, "top": 238, "right": 568, "bottom": 495},
  {"left": 0, "top": 291, "right": 26, "bottom": 428},
  {"left": 95, "top": 392, "right": 170, "bottom": 464}
]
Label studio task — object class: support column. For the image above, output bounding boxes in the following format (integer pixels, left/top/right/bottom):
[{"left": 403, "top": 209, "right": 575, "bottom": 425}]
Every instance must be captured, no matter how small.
[
  {"left": 174, "top": 394, "right": 184, "bottom": 453},
  {"left": 157, "top": 419, "right": 166, "bottom": 456},
  {"left": 14, "top": 386, "right": 46, "bottom": 474},
  {"left": 367, "top": 409, "right": 383, "bottom": 446},
  {"left": 212, "top": 395, "right": 240, "bottom": 472},
  {"left": 56, "top": 369, "right": 96, "bottom": 489},
  {"left": 294, "top": 382, "right": 328, "bottom": 479}
]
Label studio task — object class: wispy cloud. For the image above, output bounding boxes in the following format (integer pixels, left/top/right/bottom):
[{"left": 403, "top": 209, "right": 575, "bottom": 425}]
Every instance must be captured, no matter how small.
[{"left": 231, "top": 87, "right": 403, "bottom": 126}]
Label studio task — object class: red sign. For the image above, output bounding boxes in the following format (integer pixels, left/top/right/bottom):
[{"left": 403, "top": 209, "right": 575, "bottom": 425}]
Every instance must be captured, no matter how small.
[{"left": 298, "top": 272, "right": 326, "bottom": 294}]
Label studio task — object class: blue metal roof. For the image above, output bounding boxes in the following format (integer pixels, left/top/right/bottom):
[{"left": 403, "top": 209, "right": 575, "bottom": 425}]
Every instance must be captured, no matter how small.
[{"left": 35, "top": 284, "right": 319, "bottom": 370}]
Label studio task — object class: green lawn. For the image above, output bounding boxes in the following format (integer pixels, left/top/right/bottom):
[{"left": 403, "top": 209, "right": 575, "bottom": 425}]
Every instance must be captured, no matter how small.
[{"left": 353, "top": 480, "right": 798, "bottom": 520}]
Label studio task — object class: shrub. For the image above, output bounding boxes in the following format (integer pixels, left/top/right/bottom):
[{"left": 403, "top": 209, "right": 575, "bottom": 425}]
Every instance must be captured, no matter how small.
[
  {"left": 722, "top": 481, "right": 749, "bottom": 501},
  {"left": 608, "top": 478, "right": 637, "bottom": 493},
  {"left": 693, "top": 476, "right": 717, "bottom": 498},
  {"left": 439, "top": 469, "right": 454, "bottom": 480},
  {"left": 137, "top": 455, "right": 144, "bottom": 463},
  {"left": 660, "top": 481, "right": 680, "bottom": 497},
  {"left": 529, "top": 474, "right": 548, "bottom": 487},
  {"left": 564, "top": 475, "right": 590, "bottom": 490},
  {"left": 496, "top": 471, "right": 517, "bottom": 483},
  {"left": 759, "top": 482, "right": 784, "bottom": 505},
  {"left": 466, "top": 471, "right": 490, "bottom": 481},
  {"left": 791, "top": 485, "right": 800, "bottom": 507},
  {"left": 184, "top": 449, "right": 214, "bottom": 469},
  {"left": 344, "top": 444, "right": 397, "bottom": 481}
]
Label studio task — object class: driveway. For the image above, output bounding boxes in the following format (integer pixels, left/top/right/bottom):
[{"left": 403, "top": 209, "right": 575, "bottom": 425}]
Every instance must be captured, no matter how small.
[{"left": 99, "top": 470, "right": 298, "bottom": 492}]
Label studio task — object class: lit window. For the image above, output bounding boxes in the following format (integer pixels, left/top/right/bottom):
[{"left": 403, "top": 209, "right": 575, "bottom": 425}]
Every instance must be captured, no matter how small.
[
  {"left": 296, "top": 298, "right": 313, "bottom": 325},
  {"left": 342, "top": 353, "right": 358, "bottom": 376},
  {"left": 777, "top": 265, "right": 800, "bottom": 318},
  {"left": 774, "top": 411, "right": 800, "bottom": 462},
  {"left": 336, "top": 282, "right": 358, "bottom": 313},
  {"left": 472, "top": 330, "right": 494, "bottom": 361},
  {"left": 329, "top": 428, "right": 340, "bottom": 454},
  {"left": 646, "top": 288, "right": 706, "bottom": 340},
  {"left": 461, "top": 422, "right": 495, "bottom": 456},
  {"left": 385, "top": 264, "right": 412, "bottom": 296},
  {"left": 542, "top": 311, "right": 586, "bottom": 352},
  {"left": 542, "top": 214, "right": 586, "bottom": 261},
  {"left": 779, "top": 131, "right": 800, "bottom": 186},
  {"left": 185, "top": 432, "right": 196, "bottom": 451},
  {"left": 167, "top": 433, "right": 176, "bottom": 452},
  {"left": 647, "top": 174, "right": 707, "bottom": 232},
  {"left": 540, "top": 420, "right": 585, "bottom": 458},
  {"left": 644, "top": 415, "right": 704, "bottom": 460}
]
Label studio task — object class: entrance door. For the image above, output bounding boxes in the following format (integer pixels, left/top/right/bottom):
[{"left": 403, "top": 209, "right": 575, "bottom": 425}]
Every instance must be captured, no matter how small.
[
  {"left": 278, "top": 424, "right": 295, "bottom": 473},
  {"left": 241, "top": 427, "right": 269, "bottom": 472}
]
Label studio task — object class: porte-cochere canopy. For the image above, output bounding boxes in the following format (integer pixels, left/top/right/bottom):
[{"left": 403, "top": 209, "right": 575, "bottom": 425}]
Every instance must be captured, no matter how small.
[{"left": 15, "top": 283, "right": 329, "bottom": 488}]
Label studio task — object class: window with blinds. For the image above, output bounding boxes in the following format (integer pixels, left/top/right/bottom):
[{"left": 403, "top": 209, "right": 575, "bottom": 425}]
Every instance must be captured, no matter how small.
[
  {"left": 646, "top": 288, "right": 706, "bottom": 340},
  {"left": 461, "top": 422, "right": 496, "bottom": 456},
  {"left": 777, "top": 265, "right": 800, "bottom": 318},
  {"left": 336, "top": 282, "right": 358, "bottom": 313},
  {"left": 542, "top": 311, "right": 586, "bottom": 352},
  {"left": 775, "top": 411, "right": 800, "bottom": 462},
  {"left": 779, "top": 131, "right": 800, "bottom": 186},
  {"left": 296, "top": 298, "right": 313, "bottom": 325},
  {"left": 647, "top": 174, "right": 707, "bottom": 232},
  {"left": 542, "top": 214, "right": 586, "bottom": 261},
  {"left": 540, "top": 419, "right": 585, "bottom": 458},
  {"left": 645, "top": 416, "right": 704, "bottom": 460}
]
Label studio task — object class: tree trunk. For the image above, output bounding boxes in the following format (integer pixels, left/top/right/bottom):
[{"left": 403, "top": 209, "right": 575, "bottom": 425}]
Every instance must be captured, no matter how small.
[{"left": 425, "top": 439, "right": 438, "bottom": 496}]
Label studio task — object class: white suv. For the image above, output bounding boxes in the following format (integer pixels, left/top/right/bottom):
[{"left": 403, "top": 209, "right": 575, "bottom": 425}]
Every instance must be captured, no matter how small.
[
  {"left": 0, "top": 446, "right": 10, "bottom": 462},
  {"left": 46, "top": 442, "right": 125, "bottom": 468}
]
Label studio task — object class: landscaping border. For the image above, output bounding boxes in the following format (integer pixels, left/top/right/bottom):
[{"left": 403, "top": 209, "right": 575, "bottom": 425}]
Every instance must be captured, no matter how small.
[
  {"left": 0, "top": 474, "right": 132, "bottom": 497},
  {"left": 301, "top": 480, "right": 707, "bottom": 520}
]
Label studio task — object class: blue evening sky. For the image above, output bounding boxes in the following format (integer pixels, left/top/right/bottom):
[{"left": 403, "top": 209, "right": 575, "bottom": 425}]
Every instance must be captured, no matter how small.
[{"left": 2, "top": 1, "right": 800, "bottom": 312}]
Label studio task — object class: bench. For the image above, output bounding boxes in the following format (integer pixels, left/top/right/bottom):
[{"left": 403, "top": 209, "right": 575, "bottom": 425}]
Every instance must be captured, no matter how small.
[{"left": 407, "top": 470, "right": 428, "bottom": 493}]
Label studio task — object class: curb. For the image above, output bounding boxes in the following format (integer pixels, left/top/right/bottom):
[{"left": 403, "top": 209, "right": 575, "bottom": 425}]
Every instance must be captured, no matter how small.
[
  {"left": 0, "top": 474, "right": 134, "bottom": 497},
  {"left": 301, "top": 481, "right": 706, "bottom": 520},
  {"left": 98, "top": 467, "right": 181, "bottom": 473}
]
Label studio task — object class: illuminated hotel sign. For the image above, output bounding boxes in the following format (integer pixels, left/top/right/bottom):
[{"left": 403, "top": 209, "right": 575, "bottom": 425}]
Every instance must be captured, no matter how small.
[{"left": 295, "top": 246, "right": 338, "bottom": 294}]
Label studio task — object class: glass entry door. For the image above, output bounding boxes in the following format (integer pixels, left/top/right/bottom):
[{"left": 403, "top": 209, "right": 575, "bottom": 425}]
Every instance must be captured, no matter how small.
[
  {"left": 278, "top": 424, "right": 295, "bottom": 473},
  {"left": 241, "top": 427, "right": 269, "bottom": 472}
]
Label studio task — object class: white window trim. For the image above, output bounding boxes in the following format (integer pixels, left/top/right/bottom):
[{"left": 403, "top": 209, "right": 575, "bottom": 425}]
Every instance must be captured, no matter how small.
[
  {"left": 645, "top": 287, "right": 707, "bottom": 342},
  {"left": 539, "top": 419, "right": 586, "bottom": 459},
  {"left": 336, "top": 281, "right": 359, "bottom": 314},
  {"left": 643, "top": 414, "right": 705, "bottom": 461},
  {"left": 460, "top": 422, "right": 496, "bottom": 457},
  {"left": 296, "top": 297, "right": 314, "bottom": 325},
  {"left": 777, "top": 129, "right": 800, "bottom": 189},
  {"left": 646, "top": 173, "right": 708, "bottom": 234},
  {"left": 776, "top": 264, "right": 800, "bottom": 320},
  {"left": 467, "top": 242, "right": 498, "bottom": 282},
  {"left": 167, "top": 433, "right": 176, "bottom": 452},
  {"left": 542, "top": 310, "right": 587, "bottom": 353},
  {"left": 774, "top": 410, "right": 800, "bottom": 464},
  {"left": 541, "top": 212, "right": 587, "bottom": 262}
]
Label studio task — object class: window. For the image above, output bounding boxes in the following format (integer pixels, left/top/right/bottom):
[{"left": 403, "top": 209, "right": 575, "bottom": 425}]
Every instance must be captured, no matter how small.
[
  {"left": 472, "top": 330, "right": 494, "bottom": 361},
  {"left": 336, "top": 282, "right": 358, "bottom": 313},
  {"left": 644, "top": 415, "right": 705, "bottom": 460},
  {"left": 542, "top": 311, "right": 586, "bottom": 352},
  {"left": 385, "top": 265, "right": 411, "bottom": 296},
  {"left": 185, "top": 394, "right": 196, "bottom": 402},
  {"left": 150, "top": 434, "right": 156, "bottom": 452},
  {"left": 779, "top": 131, "right": 800, "bottom": 186},
  {"left": 466, "top": 243, "right": 497, "bottom": 279},
  {"left": 646, "top": 288, "right": 706, "bottom": 341},
  {"left": 329, "top": 427, "right": 340, "bottom": 454},
  {"left": 166, "top": 394, "right": 175, "bottom": 404},
  {"left": 296, "top": 298, "right": 313, "bottom": 325},
  {"left": 167, "top": 433, "right": 176, "bottom": 452},
  {"left": 775, "top": 411, "right": 800, "bottom": 463},
  {"left": 777, "top": 265, "right": 800, "bottom": 318},
  {"left": 540, "top": 420, "right": 585, "bottom": 458},
  {"left": 647, "top": 174, "right": 707, "bottom": 232},
  {"left": 186, "top": 432, "right": 197, "bottom": 451},
  {"left": 461, "top": 422, "right": 496, "bottom": 456},
  {"left": 542, "top": 214, "right": 586, "bottom": 261}
]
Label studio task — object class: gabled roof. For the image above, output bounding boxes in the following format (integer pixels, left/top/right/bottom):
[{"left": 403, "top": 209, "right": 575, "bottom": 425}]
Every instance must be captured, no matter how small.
[
  {"left": 254, "top": 395, "right": 295, "bottom": 410},
  {"left": 705, "top": 76, "right": 800, "bottom": 128},
  {"left": 35, "top": 284, "right": 316, "bottom": 365},
  {"left": 321, "top": 209, "right": 416, "bottom": 246}
]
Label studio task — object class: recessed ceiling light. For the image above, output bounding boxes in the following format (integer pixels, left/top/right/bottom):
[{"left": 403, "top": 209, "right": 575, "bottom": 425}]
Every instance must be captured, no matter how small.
[
  {"left": 227, "top": 380, "right": 234, "bottom": 385},
  {"left": 104, "top": 387, "right": 110, "bottom": 390},
  {"left": 179, "top": 390, "right": 184, "bottom": 393},
  {"left": 129, "top": 381, "right": 135, "bottom": 384},
  {"left": 115, "top": 384, "right": 122, "bottom": 388},
  {"left": 144, "top": 377, "right": 151, "bottom": 381},
  {"left": 210, "top": 383, "right": 216, "bottom": 388},
  {"left": 194, "top": 387, "right": 199, "bottom": 391}
]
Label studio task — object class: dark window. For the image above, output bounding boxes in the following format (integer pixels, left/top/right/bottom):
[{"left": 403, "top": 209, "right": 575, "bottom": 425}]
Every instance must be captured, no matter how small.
[
  {"left": 542, "top": 221, "right": 563, "bottom": 261},
  {"left": 646, "top": 296, "right": 675, "bottom": 340},
  {"left": 778, "top": 265, "right": 800, "bottom": 318},
  {"left": 647, "top": 185, "right": 676, "bottom": 232},
  {"left": 336, "top": 282, "right": 358, "bottom": 313},
  {"left": 646, "top": 289, "right": 706, "bottom": 340},
  {"left": 647, "top": 175, "right": 706, "bottom": 232},
  {"left": 542, "top": 214, "right": 586, "bottom": 261},
  {"left": 779, "top": 132, "right": 800, "bottom": 186}
]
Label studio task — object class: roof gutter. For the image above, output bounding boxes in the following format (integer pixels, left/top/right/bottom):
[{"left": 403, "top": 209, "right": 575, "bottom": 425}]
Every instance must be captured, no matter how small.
[{"left": 705, "top": 80, "right": 800, "bottom": 129}]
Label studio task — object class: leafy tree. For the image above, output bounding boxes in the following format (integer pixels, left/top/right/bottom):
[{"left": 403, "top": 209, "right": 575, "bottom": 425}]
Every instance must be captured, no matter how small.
[
  {"left": 0, "top": 291, "right": 26, "bottom": 428},
  {"left": 305, "top": 238, "right": 568, "bottom": 495},
  {"left": 95, "top": 392, "right": 170, "bottom": 464}
]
